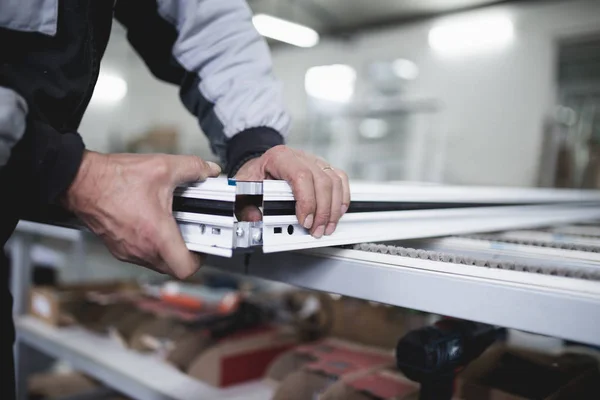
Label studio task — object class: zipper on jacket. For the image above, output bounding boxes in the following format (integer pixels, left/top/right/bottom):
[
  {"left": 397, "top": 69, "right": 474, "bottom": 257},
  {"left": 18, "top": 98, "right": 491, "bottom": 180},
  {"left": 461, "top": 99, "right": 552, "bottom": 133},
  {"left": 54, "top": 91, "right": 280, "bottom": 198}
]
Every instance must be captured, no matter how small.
[{"left": 65, "top": 1, "right": 100, "bottom": 131}]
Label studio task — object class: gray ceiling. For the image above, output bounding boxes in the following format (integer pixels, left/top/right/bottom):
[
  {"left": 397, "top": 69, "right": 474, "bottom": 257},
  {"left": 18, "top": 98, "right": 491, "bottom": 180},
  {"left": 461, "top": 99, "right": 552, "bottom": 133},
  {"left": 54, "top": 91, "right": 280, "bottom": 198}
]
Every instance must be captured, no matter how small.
[{"left": 248, "top": 0, "right": 520, "bottom": 35}]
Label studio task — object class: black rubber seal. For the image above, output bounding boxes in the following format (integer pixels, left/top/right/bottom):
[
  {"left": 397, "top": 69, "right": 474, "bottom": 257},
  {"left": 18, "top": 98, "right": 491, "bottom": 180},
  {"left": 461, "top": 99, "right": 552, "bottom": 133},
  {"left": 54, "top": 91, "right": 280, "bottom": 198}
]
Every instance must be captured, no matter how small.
[
  {"left": 172, "top": 197, "right": 234, "bottom": 216},
  {"left": 261, "top": 200, "right": 582, "bottom": 216}
]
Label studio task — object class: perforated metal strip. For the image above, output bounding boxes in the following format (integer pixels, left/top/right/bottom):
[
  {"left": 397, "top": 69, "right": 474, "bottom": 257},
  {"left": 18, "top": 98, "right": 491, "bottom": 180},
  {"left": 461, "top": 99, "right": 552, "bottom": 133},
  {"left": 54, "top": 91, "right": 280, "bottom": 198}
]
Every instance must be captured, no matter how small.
[
  {"left": 348, "top": 242, "right": 600, "bottom": 281},
  {"left": 462, "top": 234, "right": 600, "bottom": 253}
]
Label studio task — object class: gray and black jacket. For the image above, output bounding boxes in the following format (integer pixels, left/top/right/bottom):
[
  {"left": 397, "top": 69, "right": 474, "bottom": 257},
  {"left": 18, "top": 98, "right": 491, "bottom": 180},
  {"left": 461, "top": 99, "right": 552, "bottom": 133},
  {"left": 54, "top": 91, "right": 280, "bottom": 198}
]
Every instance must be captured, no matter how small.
[
  {"left": 1, "top": 2, "right": 289, "bottom": 394},
  {"left": 0, "top": 0, "right": 290, "bottom": 212}
]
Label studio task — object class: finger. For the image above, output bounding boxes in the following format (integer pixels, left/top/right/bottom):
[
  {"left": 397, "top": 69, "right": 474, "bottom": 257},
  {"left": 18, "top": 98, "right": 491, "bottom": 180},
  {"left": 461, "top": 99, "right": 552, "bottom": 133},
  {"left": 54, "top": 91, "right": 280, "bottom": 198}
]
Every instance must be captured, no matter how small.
[
  {"left": 323, "top": 169, "right": 343, "bottom": 236},
  {"left": 235, "top": 195, "right": 263, "bottom": 222},
  {"left": 336, "top": 169, "right": 351, "bottom": 215},
  {"left": 237, "top": 205, "right": 263, "bottom": 222},
  {"left": 169, "top": 155, "right": 221, "bottom": 185},
  {"left": 308, "top": 165, "right": 333, "bottom": 238},
  {"left": 292, "top": 170, "right": 318, "bottom": 233},
  {"left": 263, "top": 148, "right": 317, "bottom": 231},
  {"left": 157, "top": 215, "right": 204, "bottom": 280}
]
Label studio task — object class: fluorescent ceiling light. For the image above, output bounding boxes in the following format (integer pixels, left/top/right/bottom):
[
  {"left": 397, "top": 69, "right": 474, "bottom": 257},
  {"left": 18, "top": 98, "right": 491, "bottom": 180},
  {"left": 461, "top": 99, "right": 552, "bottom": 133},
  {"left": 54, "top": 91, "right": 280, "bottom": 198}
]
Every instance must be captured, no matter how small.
[
  {"left": 305, "top": 64, "right": 356, "bottom": 103},
  {"left": 91, "top": 72, "right": 127, "bottom": 105},
  {"left": 392, "top": 59, "right": 419, "bottom": 80},
  {"left": 253, "top": 14, "right": 319, "bottom": 48},
  {"left": 428, "top": 14, "right": 514, "bottom": 56}
]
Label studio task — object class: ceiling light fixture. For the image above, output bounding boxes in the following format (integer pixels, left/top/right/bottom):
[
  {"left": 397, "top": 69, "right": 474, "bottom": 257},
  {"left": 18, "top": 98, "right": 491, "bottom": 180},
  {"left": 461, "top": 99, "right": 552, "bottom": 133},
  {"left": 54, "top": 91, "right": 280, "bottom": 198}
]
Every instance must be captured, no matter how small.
[
  {"left": 305, "top": 64, "right": 356, "bottom": 103},
  {"left": 428, "top": 14, "right": 514, "bottom": 56},
  {"left": 253, "top": 14, "right": 319, "bottom": 48}
]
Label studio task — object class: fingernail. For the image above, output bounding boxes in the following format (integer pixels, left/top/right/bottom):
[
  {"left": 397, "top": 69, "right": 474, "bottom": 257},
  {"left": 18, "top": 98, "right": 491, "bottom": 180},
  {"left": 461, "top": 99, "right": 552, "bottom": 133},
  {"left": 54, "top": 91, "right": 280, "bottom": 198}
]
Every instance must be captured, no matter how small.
[
  {"left": 313, "top": 225, "right": 325, "bottom": 239},
  {"left": 325, "top": 223, "right": 336, "bottom": 236},
  {"left": 303, "top": 214, "right": 314, "bottom": 229},
  {"left": 341, "top": 204, "right": 348, "bottom": 215},
  {"left": 207, "top": 161, "right": 222, "bottom": 175}
]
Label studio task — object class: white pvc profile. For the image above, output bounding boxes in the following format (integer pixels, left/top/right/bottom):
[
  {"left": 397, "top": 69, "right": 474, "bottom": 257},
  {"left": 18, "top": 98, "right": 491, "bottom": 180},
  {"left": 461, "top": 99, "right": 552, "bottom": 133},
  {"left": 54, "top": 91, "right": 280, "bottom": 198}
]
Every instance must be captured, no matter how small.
[
  {"left": 262, "top": 179, "right": 600, "bottom": 203},
  {"left": 173, "top": 178, "right": 600, "bottom": 256},
  {"left": 176, "top": 212, "right": 236, "bottom": 258},
  {"left": 261, "top": 205, "right": 600, "bottom": 253},
  {"left": 175, "top": 177, "right": 236, "bottom": 201}
]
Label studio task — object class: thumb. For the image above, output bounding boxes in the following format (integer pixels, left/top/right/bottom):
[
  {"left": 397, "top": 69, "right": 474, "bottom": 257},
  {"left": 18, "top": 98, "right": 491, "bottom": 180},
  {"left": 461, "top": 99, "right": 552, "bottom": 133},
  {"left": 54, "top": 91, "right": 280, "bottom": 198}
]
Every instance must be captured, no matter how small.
[
  {"left": 157, "top": 215, "right": 205, "bottom": 280},
  {"left": 170, "top": 155, "right": 221, "bottom": 185}
]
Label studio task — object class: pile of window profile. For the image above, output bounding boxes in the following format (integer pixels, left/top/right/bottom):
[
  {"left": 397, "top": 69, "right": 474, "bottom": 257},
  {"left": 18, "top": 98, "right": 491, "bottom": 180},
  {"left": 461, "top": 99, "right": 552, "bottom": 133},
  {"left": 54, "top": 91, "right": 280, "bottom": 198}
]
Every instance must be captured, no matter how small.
[{"left": 173, "top": 177, "right": 600, "bottom": 257}]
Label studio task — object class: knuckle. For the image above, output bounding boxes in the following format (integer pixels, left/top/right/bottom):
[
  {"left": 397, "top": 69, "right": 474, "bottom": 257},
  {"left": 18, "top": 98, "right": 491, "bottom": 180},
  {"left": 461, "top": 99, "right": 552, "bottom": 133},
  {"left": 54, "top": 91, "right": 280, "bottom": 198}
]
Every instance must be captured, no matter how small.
[
  {"left": 152, "top": 157, "right": 170, "bottom": 179},
  {"left": 315, "top": 211, "right": 331, "bottom": 224},
  {"left": 267, "top": 144, "right": 287, "bottom": 155},
  {"left": 316, "top": 174, "right": 333, "bottom": 191},
  {"left": 293, "top": 170, "right": 312, "bottom": 184},
  {"left": 296, "top": 200, "right": 315, "bottom": 214},
  {"left": 191, "top": 156, "right": 206, "bottom": 172},
  {"left": 265, "top": 145, "right": 287, "bottom": 161},
  {"left": 332, "top": 174, "right": 342, "bottom": 188}
]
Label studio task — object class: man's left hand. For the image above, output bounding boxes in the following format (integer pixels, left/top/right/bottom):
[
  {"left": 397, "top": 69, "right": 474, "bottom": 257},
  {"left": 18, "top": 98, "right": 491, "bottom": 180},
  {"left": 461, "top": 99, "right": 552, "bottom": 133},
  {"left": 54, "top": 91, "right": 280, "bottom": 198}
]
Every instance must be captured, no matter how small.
[{"left": 235, "top": 145, "right": 350, "bottom": 238}]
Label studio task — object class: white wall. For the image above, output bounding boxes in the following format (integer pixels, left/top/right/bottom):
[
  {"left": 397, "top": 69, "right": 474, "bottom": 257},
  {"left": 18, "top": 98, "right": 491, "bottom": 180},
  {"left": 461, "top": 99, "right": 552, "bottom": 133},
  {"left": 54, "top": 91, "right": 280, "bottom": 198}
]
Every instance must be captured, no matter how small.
[
  {"left": 270, "top": 0, "right": 600, "bottom": 186},
  {"left": 80, "top": 0, "right": 600, "bottom": 186}
]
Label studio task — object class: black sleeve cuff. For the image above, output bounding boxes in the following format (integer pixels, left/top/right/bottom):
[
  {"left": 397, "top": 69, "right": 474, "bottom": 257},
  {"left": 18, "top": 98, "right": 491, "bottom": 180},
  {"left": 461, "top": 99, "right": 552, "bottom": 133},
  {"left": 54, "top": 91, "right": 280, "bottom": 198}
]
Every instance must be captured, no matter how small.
[
  {"left": 11, "top": 119, "right": 85, "bottom": 206},
  {"left": 225, "top": 127, "right": 284, "bottom": 177}
]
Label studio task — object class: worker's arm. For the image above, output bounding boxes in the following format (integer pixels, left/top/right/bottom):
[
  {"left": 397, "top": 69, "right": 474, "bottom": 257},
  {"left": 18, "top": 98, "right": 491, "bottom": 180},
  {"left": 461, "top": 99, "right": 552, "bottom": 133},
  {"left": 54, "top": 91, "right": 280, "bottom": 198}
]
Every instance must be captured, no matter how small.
[
  {"left": 0, "top": 86, "right": 85, "bottom": 207},
  {"left": 114, "top": 0, "right": 289, "bottom": 176},
  {"left": 114, "top": 0, "right": 350, "bottom": 237},
  {"left": 0, "top": 87, "right": 27, "bottom": 170},
  {"left": 0, "top": 83, "right": 212, "bottom": 279}
]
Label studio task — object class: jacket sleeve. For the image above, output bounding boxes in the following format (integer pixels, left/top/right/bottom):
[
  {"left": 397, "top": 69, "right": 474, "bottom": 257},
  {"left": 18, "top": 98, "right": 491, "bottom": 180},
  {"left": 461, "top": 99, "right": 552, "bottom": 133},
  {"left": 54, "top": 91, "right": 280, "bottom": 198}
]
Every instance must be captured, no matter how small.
[
  {"left": 114, "top": 0, "right": 291, "bottom": 175},
  {"left": 0, "top": 86, "right": 27, "bottom": 169},
  {"left": 0, "top": 85, "right": 85, "bottom": 208}
]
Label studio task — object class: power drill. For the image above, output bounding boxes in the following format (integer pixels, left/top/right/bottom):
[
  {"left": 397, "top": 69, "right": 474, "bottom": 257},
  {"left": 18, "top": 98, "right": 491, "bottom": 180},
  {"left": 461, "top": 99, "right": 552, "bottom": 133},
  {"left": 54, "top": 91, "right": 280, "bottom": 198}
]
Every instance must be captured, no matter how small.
[{"left": 396, "top": 319, "right": 506, "bottom": 400}]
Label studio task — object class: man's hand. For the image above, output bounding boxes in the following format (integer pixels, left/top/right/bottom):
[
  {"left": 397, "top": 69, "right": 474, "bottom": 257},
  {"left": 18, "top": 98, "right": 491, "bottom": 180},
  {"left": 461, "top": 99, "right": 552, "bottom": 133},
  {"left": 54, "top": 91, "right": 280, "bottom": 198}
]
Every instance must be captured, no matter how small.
[
  {"left": 235, "top": 146, "right": 350, "bottom": 238},
  {"left": 62, "top": 150, "right": 221, "bottom": 279}
]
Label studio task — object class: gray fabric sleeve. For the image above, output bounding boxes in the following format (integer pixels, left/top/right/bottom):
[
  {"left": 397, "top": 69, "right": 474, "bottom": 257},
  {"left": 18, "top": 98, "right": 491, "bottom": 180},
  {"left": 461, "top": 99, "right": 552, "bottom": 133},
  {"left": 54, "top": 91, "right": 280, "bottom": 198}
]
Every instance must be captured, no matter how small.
[
  {"left": 0, "top": 86, "right": 28, "bottom": 168},
  {"left": 157, "top": 0, "right": 291, "bottom": 157}
]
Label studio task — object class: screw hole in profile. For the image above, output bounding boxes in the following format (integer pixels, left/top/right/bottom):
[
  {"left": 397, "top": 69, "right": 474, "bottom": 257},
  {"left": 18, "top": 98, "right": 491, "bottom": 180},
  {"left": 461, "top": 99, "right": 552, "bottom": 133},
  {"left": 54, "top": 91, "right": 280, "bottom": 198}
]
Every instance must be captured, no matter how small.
[{"left": 287, "top": 225, "right": 294, "bottom": 235}]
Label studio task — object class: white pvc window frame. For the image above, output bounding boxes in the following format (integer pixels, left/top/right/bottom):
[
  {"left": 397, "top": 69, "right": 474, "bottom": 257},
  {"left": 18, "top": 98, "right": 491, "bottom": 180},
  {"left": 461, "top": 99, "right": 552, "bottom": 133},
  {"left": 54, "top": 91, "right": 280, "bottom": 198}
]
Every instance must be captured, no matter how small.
[{"left": 174, "top": 178, "right": 600, "bottom": 257}]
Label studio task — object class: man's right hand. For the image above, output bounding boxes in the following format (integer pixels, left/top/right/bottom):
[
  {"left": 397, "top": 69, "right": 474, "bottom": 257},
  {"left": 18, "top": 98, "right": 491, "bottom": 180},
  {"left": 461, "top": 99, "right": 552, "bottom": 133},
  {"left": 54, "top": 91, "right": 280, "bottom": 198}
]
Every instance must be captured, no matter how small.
[{"left": 62, "top": 150, "right": 221, "bottom": 279}]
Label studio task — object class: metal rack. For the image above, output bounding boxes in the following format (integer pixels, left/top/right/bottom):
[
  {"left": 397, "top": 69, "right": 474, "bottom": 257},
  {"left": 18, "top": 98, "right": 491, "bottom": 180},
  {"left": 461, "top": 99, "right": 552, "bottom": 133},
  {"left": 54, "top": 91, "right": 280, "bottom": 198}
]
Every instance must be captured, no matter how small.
[
  {"left": 206, "top": 244, "right": 600, "bottom": 348},
  {"left": 10, "top": 214, "right": 600, "bottom": 398},
  {"left": 9, "top": 222, "right": 273, "bottom": 400},
  {"left": 17, "top": 317, "right": 272, "bottom": 400}
]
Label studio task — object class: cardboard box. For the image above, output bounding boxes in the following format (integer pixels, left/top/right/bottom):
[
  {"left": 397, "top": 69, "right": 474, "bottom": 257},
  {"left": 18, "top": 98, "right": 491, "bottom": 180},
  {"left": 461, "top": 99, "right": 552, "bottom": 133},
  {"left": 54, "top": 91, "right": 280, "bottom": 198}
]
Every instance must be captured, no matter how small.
[
  {"left": 28, "top": 371, "right": 129, "bottom": 399},
  {"left": 269, "top": 338, "right": 396, "bottom": 400},
  {"left": 29, "top": 281, "right": 139, "bottom": 327},
  {"left": 29, "top": 372, "right": 98, "bottom": 398},
  {"left": 186, "top": 325, "right": 299, "bottom": 387},
  {"left": 455, "top": 344, "right": 600, "bottom": 400},
  {"left": 321, "top": 368, "right": 420, "bottom": 400},
  {"left": 107, "top": 309, "right": 156, "bottom": 348},
  {"left": 165, "top": 329, "right": 214, "bottom": 371},
  {"left": 128, "top": 317, "right": 189, "bottom": 352},
  {"left": 326, "top": 296, "right": 426, "bottom": 349}
]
